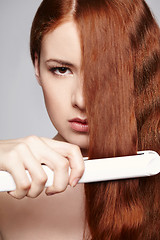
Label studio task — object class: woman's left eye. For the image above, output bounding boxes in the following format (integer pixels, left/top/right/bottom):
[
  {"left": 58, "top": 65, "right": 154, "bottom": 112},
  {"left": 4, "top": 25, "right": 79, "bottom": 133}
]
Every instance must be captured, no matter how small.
[{"left": 49, "top": 67, "right": 72, "bottom": 76}]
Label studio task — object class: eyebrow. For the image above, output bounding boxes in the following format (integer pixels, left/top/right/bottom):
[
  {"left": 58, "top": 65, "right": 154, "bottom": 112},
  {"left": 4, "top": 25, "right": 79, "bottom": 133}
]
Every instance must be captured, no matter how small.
[{"left": 45, "top": 59, "right": 76, "bottom": 68}]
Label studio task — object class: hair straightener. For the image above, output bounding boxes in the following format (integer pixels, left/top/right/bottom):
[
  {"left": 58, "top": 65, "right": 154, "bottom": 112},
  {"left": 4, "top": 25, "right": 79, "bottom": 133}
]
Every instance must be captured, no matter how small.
[{"left": 0, "top": 150, "right": 159, "bottom": 192}]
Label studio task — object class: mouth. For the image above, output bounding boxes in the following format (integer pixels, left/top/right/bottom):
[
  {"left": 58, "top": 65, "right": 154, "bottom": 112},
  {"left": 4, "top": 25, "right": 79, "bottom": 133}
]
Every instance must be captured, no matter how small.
[{"left": 69, "top": 118, "right": 89, "bottom": 133}]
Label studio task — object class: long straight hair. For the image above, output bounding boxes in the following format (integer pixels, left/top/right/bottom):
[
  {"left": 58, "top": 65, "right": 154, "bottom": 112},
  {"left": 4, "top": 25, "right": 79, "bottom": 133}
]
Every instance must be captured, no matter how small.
[
  {"left": 78, "top": 1, "right": 160, "bottom": 239},
  {"left": 30, "top": 0, "right": 160, "bottom": 239}
]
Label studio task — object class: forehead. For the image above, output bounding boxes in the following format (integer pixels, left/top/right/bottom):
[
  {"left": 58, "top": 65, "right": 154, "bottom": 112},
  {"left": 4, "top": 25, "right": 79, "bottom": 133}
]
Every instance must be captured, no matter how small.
[{"left": 41, "top": 20, "right": 81, "bottom": 66}]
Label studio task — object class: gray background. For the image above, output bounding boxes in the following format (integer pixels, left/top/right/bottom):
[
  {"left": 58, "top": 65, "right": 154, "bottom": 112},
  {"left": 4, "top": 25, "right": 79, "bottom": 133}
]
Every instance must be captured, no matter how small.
[{"left": 0, "top": 0, "right": 160, "bottom": 140}]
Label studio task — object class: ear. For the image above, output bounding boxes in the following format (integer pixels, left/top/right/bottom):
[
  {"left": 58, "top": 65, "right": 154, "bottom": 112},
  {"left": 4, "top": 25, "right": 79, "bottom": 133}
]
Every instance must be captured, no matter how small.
[{"left": 34, "top": 53, "right": 41, "bottom": 86}]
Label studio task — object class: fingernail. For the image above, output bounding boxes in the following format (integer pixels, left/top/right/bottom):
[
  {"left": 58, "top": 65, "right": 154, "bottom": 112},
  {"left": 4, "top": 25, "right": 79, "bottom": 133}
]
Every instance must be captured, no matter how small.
[
  {"left": 71, "top": 178, "right": 80, "bottom": 187},
  {"left": 46, "top": 192, "right": 54, "bottom": 196}
]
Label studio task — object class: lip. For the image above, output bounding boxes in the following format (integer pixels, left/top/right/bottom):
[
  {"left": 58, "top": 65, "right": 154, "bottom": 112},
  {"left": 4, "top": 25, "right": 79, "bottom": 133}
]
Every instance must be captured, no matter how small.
[{"left": 69, "top": 118, "right": 89, "bottom": 133}]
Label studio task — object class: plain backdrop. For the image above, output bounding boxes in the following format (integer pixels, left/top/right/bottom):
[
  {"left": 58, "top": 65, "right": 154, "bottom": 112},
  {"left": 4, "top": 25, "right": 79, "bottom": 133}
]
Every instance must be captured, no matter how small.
[{"left": 0, "top": 0, "right": 160, "bottom": 140}]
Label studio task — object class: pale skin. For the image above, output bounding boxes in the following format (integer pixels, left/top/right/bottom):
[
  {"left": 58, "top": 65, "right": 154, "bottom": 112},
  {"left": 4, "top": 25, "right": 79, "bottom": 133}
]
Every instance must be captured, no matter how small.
[{"left": 0, "top": 20, "right": 89, "bottom": 239}]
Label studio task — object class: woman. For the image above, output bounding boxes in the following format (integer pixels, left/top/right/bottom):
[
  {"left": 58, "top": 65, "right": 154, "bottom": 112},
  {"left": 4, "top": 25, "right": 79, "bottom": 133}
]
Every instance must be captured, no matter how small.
[{"left": 0, "top": 0, "right": 160, "bottom": 239}]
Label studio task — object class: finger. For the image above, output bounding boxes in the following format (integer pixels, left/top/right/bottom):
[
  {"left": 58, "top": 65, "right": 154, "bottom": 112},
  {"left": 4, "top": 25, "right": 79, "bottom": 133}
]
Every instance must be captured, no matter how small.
[
  {"left": 23, "top": 140, "right": 69, "bottom": 196},
  {"left": 67, "top": 145, "right": 85, "bottom": 187},
  {"left": 21, "top": 150, "right": 48, "bottom": 198},
  {"left": 9, "top": 143, "right": 47, "bottom": 199},
  {"left": 45, "top": 155, "right": 69, "bottom": 195},
  {"left": 25, "top": 164, "right": 48, "bottom": 198},
  {"left": 23, "top": 136, "right": 84, "bottom": 188},
  {"left": 41, "top": 138, "right": 85, "bottom": 187},
  {"left": 7, "top": 160, "right": 31, "bottom": 199}
]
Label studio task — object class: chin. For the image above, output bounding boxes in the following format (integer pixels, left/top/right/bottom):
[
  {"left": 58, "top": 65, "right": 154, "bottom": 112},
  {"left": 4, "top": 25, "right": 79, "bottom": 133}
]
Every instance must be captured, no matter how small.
[{"left": 66, "top": 133, "right": 89, "bottom": 150}]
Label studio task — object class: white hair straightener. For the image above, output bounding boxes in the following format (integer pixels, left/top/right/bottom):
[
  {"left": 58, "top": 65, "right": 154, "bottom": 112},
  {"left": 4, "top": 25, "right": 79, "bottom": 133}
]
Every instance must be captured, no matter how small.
[{"left": 0, "top": 150, "right": 160, "bottom": 192}]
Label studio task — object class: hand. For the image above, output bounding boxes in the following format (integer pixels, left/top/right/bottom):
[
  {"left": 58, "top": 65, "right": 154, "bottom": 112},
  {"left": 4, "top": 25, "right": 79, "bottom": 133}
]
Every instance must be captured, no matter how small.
[{"left": 0, "top": 136, "right": 84, "bottom": 199}]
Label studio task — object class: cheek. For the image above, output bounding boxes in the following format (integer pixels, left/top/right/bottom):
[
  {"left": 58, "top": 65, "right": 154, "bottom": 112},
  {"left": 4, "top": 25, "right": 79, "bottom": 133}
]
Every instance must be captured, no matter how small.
[
  {"left": 43, "top": 87, "right": 59, "bottom": 113},
  {"left": 41, "top": 83, "right": 70, "bottom": 120}
]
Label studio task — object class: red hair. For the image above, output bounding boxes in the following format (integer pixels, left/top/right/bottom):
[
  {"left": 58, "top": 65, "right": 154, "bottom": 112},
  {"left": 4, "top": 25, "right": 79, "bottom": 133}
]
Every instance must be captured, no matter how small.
[
  {"left": 80, "top": 1, "right": 160, "bottom": 239},
  {"left": 30, "top": 0, "right": 160, "bottom": 239}
]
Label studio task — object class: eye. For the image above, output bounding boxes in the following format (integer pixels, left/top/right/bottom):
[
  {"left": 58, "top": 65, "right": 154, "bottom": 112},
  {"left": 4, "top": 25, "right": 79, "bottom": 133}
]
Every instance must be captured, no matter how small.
[{"left": 49, "top": 67, "right": 72, "bottom": 76}]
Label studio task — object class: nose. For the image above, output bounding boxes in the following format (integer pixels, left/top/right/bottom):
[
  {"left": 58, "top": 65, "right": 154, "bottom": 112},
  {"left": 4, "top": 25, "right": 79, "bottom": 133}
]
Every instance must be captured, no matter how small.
[{"left": 71, "top": 79, "right": 86, "bottom": 111}]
